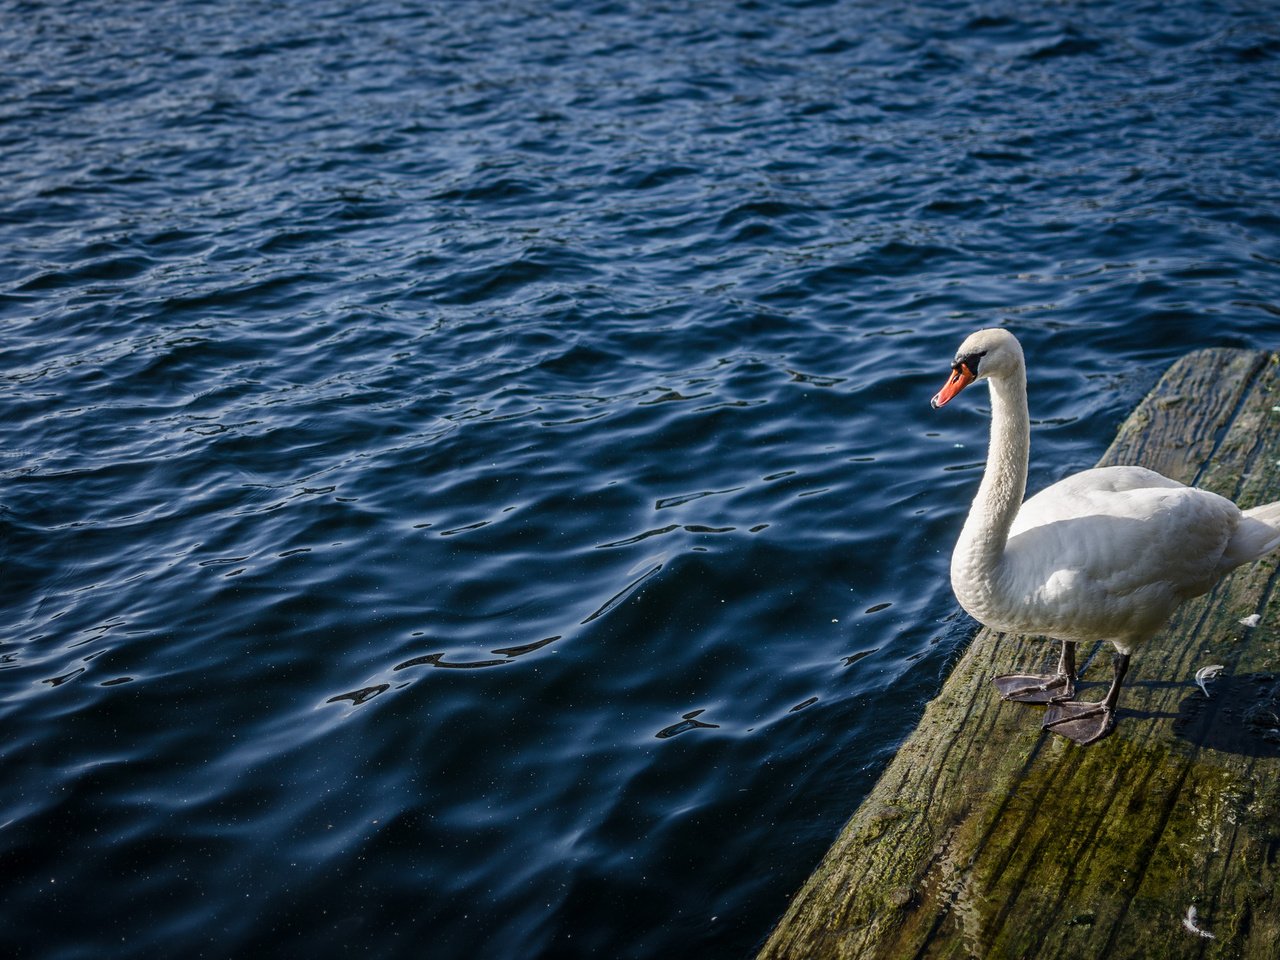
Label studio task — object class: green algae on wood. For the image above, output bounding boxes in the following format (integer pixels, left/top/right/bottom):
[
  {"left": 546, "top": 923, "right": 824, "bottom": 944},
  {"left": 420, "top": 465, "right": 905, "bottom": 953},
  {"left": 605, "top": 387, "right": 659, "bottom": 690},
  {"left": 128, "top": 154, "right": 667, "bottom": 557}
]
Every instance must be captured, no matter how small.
[{"left": 759, "top": 349, "right": 1280, "bottom": 960}]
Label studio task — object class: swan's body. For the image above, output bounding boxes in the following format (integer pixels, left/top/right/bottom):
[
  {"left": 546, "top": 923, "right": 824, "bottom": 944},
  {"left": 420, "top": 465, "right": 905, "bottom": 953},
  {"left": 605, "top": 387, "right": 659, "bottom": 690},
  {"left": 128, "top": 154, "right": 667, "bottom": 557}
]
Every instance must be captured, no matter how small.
[
  {"left": 959, "top": 464, "right": 1254, "bottom": 650},
  {"left": 933, "top": 328, "right": 1280, "bottom": 744}
]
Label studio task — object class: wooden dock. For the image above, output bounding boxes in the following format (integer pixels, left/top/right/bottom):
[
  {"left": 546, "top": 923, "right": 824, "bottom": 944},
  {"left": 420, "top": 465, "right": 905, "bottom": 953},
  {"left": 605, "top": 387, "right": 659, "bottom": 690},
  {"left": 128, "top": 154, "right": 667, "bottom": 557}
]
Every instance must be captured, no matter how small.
[{"left": 758, "top": 348, "right": 1280, "bottom": 960}]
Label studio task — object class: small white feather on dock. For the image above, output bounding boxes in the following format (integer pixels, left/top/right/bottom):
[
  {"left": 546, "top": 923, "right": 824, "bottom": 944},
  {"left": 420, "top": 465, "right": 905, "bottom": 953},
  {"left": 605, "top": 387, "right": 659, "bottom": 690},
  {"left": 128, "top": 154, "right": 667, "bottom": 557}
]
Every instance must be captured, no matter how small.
[
  {"left": 1194, "top": 665, "right": 1224, "bottom": 698},
  {"left": 1182, "top": 905, "right": 1215, "bottom": 939}
]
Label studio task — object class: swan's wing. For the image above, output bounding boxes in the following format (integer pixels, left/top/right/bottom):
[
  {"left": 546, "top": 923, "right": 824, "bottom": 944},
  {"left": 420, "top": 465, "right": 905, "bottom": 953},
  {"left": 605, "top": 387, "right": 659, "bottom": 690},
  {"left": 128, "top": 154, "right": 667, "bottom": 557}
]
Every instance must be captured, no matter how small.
[
  {"left": 1005, "top": 471, "right": 1241, "bottom": 634},
  {"left": 1011, "top": 465, "right": 1185, "bottom": 535}
]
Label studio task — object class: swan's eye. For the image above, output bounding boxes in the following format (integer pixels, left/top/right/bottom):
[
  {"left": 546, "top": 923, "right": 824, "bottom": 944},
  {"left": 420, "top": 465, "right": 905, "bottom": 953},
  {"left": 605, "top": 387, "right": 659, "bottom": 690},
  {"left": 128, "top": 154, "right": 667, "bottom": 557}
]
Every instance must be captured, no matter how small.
[{"left": 955, "top": 350, "right": 987, "bottom": 375}]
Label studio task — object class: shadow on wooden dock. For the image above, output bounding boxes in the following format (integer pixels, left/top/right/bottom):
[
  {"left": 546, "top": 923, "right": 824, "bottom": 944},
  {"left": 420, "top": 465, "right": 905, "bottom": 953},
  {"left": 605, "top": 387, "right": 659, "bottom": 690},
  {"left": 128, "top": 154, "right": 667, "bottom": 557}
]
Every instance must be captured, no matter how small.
[{"left": 758, "top": 348, "right": 1280, "bottom": 960}]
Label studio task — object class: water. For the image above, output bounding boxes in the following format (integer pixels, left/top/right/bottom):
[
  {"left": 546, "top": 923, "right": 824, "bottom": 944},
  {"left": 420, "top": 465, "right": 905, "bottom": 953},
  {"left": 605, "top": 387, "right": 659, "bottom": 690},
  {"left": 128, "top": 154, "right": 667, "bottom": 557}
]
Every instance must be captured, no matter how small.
[{"left": 3, "top": 0, "right": 1279, "bottom": 956}]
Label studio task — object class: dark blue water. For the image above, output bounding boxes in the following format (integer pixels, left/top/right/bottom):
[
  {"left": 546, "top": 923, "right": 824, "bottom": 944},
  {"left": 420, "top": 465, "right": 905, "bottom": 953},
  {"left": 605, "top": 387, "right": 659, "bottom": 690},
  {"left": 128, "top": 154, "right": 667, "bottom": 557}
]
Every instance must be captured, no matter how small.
[{"left": 3, "top": 0, "right": 1279, "bottom": 956}]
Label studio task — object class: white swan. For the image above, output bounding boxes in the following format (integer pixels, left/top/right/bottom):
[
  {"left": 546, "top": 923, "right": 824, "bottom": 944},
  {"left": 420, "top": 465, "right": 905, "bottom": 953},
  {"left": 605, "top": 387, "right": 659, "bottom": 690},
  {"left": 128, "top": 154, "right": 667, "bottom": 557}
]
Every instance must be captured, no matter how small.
[{"left": 932, "top": 328, "right": 1280, "bottom": 744}]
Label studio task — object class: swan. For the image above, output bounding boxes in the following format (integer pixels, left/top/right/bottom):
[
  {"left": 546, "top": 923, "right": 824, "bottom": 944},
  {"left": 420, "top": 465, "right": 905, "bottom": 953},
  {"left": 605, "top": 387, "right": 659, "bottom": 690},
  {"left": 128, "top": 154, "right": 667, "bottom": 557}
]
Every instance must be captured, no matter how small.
[{"left": 931, "top": 328, "right": 1280, "bottom": 744}]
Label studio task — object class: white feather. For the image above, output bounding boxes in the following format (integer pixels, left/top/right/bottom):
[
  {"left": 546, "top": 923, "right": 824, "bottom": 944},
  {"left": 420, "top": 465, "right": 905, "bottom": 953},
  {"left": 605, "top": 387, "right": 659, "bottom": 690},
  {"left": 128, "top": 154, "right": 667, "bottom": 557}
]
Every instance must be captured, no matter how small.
[
  {"left": 1195, "top": 665, "right": 1224, "bottom": 698},
  {"left": 1182, "top": 905, "right": 1214, "bottom": 939}
]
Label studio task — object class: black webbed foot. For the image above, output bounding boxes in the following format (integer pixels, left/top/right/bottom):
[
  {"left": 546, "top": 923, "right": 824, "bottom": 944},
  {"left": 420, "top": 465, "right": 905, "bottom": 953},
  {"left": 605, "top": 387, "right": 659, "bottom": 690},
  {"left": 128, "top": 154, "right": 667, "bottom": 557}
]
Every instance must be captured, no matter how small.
[
  {"left": 992, "top": 672, "right": 1075, "bottom": 704},
  {"left": 1042, "top": 699, "right": 1116, "bottom": 745}
]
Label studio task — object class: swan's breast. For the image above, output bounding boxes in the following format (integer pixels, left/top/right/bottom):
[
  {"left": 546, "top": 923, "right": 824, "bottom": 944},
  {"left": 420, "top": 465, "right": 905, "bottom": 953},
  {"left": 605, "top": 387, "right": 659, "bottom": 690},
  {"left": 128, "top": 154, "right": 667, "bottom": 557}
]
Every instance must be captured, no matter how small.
[{"left": 951, "top": 539, "right": 1186, "bottom": 645}]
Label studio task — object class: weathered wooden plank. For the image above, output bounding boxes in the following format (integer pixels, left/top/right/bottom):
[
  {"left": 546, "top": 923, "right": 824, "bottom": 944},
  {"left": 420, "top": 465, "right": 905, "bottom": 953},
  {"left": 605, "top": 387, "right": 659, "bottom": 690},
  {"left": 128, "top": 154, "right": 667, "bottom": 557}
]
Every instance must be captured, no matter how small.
[{"left": 759, "top": 349, "right": 1280, "bottom": 960}]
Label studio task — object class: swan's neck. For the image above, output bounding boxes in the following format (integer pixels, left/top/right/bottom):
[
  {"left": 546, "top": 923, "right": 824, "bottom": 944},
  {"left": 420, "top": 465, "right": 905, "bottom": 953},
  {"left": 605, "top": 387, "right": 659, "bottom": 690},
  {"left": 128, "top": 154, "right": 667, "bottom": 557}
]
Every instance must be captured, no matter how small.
[{"left": 955, "top": 369, "right": 1029, "bottom": 584}]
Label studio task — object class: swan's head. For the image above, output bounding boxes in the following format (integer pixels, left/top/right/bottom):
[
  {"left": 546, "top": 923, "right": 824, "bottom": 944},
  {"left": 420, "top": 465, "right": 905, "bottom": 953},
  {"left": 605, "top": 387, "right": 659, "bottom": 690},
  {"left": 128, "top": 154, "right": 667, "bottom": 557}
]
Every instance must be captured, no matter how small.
[{"left": 930, "top": 328, "right": 1024, "bottom": 409}]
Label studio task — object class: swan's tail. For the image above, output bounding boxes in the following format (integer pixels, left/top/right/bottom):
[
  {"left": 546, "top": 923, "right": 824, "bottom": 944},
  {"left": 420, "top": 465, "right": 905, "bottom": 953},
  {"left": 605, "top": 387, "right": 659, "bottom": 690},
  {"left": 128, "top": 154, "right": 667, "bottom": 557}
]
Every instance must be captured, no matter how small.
[{"left": 1223, "top": 501, "right": 1280, "bottom": 569}]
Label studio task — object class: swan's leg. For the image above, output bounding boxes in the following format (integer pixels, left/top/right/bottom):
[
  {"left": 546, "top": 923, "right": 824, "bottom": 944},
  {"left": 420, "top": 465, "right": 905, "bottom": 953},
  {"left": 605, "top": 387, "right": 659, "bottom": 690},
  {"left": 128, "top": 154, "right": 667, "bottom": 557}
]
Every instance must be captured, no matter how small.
[
  {"left": 992, "top": 640, "right": 1077, "bottom": 704},
  {"left": 1041, "top": 652, "right": 1131, "bottom": 745}
]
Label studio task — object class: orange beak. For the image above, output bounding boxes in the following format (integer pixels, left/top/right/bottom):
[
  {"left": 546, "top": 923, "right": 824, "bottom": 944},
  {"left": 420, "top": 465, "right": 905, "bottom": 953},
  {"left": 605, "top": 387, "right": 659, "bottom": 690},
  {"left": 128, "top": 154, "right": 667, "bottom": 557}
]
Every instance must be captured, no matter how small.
[{"left": 931, "top": 364, "right": 975, "bottom": 409}]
